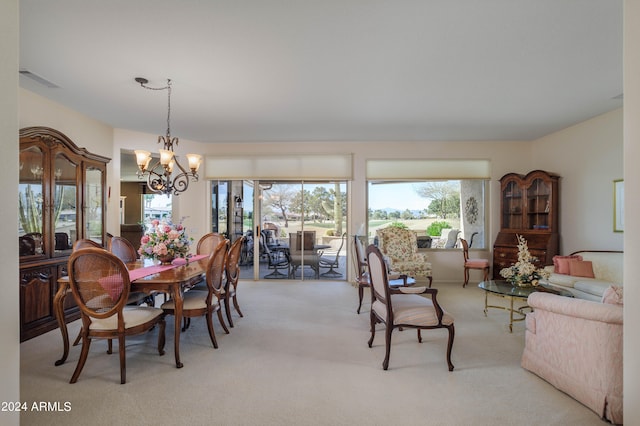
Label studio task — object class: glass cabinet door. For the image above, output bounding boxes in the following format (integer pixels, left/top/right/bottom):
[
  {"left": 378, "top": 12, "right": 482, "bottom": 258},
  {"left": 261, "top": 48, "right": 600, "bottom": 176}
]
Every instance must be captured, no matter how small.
[
  {"left": 18, "top": 145, "right": 45, "bottom": 257},
  {"left": 501, "top": 180, "right": 523, "bottom": 230},
  {"left": 53, "top": 153, "right": 77, "bottom": 255},
  {"left": 84, "top": 166, "right": 104, "bottom": 245},
  {"left": 527, "top": 178, "right": 551, "bottom": 230}
]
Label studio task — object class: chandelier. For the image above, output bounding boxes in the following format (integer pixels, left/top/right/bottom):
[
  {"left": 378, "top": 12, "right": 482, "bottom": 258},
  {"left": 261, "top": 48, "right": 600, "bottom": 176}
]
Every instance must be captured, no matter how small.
[{"left": 133, "top": 77, "right": 202, "bottom": 196}]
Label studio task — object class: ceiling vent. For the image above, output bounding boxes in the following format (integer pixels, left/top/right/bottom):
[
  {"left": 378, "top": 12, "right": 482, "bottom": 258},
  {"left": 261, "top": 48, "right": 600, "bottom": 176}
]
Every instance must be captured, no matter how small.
[{"left": 19, "top": 69, "right": 60, "bottom": 88}]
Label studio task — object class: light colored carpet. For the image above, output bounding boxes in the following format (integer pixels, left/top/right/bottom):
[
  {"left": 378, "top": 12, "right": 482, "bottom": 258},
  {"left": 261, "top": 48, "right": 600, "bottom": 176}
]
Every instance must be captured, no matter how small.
[{"left": 20, "top": 281, "right": 607, "bottom": 426}]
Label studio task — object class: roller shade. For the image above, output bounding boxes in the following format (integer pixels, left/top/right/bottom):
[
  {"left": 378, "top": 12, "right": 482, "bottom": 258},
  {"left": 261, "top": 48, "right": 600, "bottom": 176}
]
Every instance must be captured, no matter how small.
[
  {"left": 366, "top": 159, "right": 490, "bottom": 180},
  {"left": 205, "top": 154, "right": 353, "bottom": 180}
]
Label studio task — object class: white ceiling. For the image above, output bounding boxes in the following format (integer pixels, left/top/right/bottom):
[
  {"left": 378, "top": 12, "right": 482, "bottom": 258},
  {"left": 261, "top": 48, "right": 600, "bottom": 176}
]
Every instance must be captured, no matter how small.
[{"left": 19, "top": 0, "right": 622, "bottom": 143}]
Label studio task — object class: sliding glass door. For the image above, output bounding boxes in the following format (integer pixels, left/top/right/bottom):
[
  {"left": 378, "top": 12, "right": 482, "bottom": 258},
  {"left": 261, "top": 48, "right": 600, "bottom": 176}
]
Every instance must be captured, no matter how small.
[{"left": 212, "top": 180, "right": 347, "bottom": 281}]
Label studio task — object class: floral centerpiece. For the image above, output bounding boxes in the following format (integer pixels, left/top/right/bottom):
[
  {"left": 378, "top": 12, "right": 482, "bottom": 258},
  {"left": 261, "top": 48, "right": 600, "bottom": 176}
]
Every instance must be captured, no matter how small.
[
  {"left": 499, "top": 234, "right": 550, "bottom": 287},
  {"left": 138, "top": 217, "right": 192, "bottom": 264}
]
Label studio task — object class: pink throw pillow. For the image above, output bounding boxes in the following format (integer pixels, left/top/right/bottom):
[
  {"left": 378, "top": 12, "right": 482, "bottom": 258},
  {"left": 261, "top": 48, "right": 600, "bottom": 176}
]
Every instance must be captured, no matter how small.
[
  {"left": 553, "top": 255, "right": 583, "bottom": 274},
  {"left": 601, "top": 285, "right": 623, "bottom": 305},
  {"left": 568, "top": 260, "right": 595, "bottom": 278}
]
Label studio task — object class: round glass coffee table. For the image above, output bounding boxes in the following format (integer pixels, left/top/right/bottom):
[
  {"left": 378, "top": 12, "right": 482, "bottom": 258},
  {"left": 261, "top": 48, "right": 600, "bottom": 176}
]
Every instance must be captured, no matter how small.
[{"left": 478, "top": 280, "right": 574, "bottom": 332}]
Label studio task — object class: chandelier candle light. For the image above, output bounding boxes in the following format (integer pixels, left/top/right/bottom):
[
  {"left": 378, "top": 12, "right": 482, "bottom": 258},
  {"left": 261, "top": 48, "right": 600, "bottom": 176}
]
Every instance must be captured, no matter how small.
[{"left": 134, "top": 77, "right": 202, "bottom": 196}]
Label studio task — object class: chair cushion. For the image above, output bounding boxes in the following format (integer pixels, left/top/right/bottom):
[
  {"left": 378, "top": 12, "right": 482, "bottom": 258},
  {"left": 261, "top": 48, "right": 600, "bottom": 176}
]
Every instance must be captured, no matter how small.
[
  {"left": 161, "top": 290, "right": 219, "bottom": 311},
  {"left": 89, "top": 306, "right": 163, "bottom": 331},
  {"left": 465, "top": 259, "right": 489, "bottom": 268},
  {"left": 373, "top": 294, "right": 454, "bottom": 327}
]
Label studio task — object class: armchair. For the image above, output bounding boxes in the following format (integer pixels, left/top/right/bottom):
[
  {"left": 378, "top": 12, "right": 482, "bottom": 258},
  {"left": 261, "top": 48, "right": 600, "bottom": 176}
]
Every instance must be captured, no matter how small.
[
  {"left": 375, "top": 226, "right": 432, "bottom": 287},
  {"left": 366, "top": 245, "right": 454, "bottom": 371}
]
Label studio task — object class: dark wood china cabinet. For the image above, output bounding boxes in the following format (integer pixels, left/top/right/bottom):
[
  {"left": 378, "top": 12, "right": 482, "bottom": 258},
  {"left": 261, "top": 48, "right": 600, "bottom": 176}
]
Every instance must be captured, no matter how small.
[
  {"left": 19, "top": 127, "right": 110, "bottom": 342},
  {"left": 493, "top": 170, "right": 560, "bottom": 279}
]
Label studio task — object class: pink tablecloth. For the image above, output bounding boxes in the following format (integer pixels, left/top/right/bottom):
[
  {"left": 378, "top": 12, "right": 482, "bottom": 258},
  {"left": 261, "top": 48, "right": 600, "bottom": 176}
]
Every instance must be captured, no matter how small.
[{"left": 128, "top": 254, "right": 209, "bottom": 281}]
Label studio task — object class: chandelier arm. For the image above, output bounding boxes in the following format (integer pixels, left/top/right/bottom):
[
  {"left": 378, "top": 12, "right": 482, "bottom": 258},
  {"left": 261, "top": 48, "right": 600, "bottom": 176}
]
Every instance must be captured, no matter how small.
[
  {"left": 147, "top": 174, "right": 169, "bottom": 195},
  {"left": 169, "top": 172, "right": 191, "bottom": 196}
]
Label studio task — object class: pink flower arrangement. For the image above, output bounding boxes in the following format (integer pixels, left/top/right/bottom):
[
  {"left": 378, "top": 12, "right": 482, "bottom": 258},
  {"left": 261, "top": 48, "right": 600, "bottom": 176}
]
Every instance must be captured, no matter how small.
[{"left": 138, "top": 217, "right": 192, "bottom": 261}]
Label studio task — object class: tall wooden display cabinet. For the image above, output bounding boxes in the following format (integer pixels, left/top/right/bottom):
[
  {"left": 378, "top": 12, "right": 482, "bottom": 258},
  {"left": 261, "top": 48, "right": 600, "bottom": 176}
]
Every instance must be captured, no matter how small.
[
  {"left": 19, "top": 127, "right": 110, "bottom": 341},
  {"left": 493, "top": 170, "right": 560, "bottom": 279}
]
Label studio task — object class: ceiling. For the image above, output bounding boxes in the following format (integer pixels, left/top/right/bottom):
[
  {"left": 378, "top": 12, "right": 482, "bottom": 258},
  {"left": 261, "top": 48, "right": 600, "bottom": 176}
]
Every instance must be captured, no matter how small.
[{"left": 19, "top": 0, "right": 622, "bottom": 143}]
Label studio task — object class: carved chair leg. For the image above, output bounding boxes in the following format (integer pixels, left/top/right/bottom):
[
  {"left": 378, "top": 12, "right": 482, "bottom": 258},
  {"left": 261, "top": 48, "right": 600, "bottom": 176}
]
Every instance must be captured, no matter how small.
[
  {"left": 446, "top": 325, "right": 455, "bottom": 372},
  {"left": 118, "top": 335, "right": 126, "bottom": 384},
  {"left": 182, "top": 317, "right": 191, "bottom": 332},
  {"left": 157, "top": 318, "right": 166, "bottom": 356},
  {"left": 206, "top": 312, "right": 218, "bottom": 349},
  {"left": 368, "top": 312, "right": 376, "bottom": 347},
  {"left": 70, "top": 335, "right": 91, "bottom": 384},
  {"left": 72, "top": 329, "right": 82, "bottom": 346},
  {"left": 357, "top": 286, "right": 364, "bottom": 314},
  {"left": 382, "top": 325, "right": 393, "bottom": 370},
  {"left": 464, "top": 268, "right": 470, "bottom": 287},
  {"left": 417, "top": 329, "right": 422, "bottom": 343},
  {"left": 217, "top": 309, "right": 230, "bottom": 334},
  {"left": 107, "top": 339, "right": 113, "bottom": 354},
  {"left": 225, "top": 298, "right": 234, "bottom": 328},
  {"left": 233, "top": 295, "right": 243, "bottom": 317}
]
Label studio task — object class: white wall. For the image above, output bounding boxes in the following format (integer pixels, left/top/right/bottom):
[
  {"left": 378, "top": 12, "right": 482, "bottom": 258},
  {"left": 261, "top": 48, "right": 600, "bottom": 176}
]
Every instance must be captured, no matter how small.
[
  {"left": 623, "top": 0, "right": 639, "bottom": 421},
  {"left": 531, "top": 108, "right": 624, "bottom": 253},
  {"left": 0, "top": 1, "right": 19, "bottom": 425}
]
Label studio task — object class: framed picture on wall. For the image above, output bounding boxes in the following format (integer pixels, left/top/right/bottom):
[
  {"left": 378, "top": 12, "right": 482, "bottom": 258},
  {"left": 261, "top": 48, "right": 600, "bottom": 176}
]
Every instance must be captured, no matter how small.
[{"left": 613, "top": 179, "right": 624, "bottom": 232}]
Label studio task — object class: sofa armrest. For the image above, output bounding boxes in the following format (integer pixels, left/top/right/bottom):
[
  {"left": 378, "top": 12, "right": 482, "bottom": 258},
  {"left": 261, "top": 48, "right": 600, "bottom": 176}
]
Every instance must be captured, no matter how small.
[{"left": 527, "top": 292, "right": 623, "bottom": 325}]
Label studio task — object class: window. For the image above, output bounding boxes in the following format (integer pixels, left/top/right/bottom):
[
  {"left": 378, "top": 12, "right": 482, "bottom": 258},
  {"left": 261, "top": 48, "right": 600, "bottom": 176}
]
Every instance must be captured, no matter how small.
[
  {"left": 367, "top": 180, "right": 487, "bottom": 249},
  {"left": 142, "top": 194, "right": 172, "bottom": 226}
]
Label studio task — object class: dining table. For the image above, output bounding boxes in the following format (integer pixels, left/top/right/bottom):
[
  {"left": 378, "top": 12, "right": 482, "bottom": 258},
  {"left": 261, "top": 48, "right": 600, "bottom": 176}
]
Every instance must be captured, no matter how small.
[{"left": 53, "top": 254, "right": 209, "bottom": 369}]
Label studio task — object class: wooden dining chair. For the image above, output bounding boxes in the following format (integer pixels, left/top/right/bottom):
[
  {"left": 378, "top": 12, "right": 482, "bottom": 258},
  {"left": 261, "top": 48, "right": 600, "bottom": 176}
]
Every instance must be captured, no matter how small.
[
  {"left": 67, "top": 247, "right": 166, "bottom": 384},
  {"left": 109, "top": 235, "right": 155, "bottom": 307},
  {"left": 461, "top": 238, "right": 490, "bottom": 287},
  {"left": 162, "top": 240, "right": 230, "bottom": 348},
  {"left": 197, "top": 232, "right": 226, "bottom": 256},
  {"left": 224, "top": 236, "right": 245, "bottom": 327},
  {"left": 190, "top": 233, "right": 228, "bottom": 294},
  {"left": 108, "top": 236, "right": 138, "bottom": 262},
  {"left": 72, "top": 239, "right": 102, "bottom": 250}
]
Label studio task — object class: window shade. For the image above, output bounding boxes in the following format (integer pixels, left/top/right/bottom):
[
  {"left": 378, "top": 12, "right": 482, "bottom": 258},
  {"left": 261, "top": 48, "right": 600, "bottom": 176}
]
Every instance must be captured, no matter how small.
[
  {"left": 366, "top": 159, "right": 490, "bottom": 180},
  {"left": 205, "top": 154, "right": 353, "bottom": 180}
]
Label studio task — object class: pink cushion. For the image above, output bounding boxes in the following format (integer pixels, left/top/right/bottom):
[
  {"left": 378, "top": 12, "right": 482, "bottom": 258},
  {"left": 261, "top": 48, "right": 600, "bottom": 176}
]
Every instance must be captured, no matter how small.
[
  {"left": 602, "top": 285, "right": 623, "bottom": 305},
  {"left": 569, "top": 260, "right": 595, "bottom": 278},
  {"left": 466, "top": 259, "right": 489, "bottom": 268},
  {"left": 553, "top": 255, "right": 583, "bottom": 274}
]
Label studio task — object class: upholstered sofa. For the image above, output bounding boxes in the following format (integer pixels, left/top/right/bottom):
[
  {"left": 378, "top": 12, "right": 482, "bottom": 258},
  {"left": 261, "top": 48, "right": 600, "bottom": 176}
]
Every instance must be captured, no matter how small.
[
  {"left": 538, "top": 251, "right": 623, "bottom": 301},
  {"left": 521, "top": 292, "right": 623, "bottom": 424}
]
